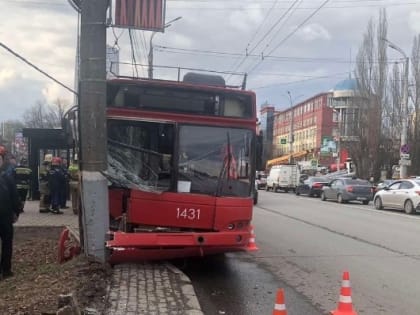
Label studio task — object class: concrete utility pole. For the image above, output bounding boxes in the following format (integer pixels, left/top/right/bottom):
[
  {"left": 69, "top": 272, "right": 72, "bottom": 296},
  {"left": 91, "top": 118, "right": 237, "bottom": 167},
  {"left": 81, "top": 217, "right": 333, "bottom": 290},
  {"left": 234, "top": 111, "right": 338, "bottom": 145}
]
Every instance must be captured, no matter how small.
[
  {"left": 148, "top": 31, "right": 158, "bottom": 79},
  {"left": 286, "top": 92, "right": 304, "bottom": 164},
  {"left": 383, "top": 38, "right": 410, "bottom": 179},
  {"left": 401, "top": 56, "right": 410, "bottom": 178},
  {"left": 148, "top": 16, "right": 182, "bottom": 79},
  {"left": 79, "top": 0, "right": 109, "bottom": 262}
]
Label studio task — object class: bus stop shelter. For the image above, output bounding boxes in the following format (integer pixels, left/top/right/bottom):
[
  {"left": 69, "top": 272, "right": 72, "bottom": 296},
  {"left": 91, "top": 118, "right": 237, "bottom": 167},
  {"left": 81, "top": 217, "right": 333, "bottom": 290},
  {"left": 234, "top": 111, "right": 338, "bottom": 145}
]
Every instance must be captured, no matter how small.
[{"left": 22, "top": 128, "right": 70, "bottom": 200}]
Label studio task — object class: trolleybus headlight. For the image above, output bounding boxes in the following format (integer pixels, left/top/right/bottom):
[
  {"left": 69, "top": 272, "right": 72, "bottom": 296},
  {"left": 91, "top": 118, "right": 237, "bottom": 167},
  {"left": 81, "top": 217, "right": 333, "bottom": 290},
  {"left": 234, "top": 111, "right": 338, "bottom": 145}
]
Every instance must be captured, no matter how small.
[{"left": 227, "top": 223, "right": 235, "bottom": 230}]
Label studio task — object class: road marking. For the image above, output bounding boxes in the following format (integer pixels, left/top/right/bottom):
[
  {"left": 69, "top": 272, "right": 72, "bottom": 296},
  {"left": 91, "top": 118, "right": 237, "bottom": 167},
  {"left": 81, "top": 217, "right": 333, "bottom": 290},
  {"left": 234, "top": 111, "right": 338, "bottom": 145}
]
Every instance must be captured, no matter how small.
[{"left": 257, "top": 204, "right": 420, "bottom": 261}]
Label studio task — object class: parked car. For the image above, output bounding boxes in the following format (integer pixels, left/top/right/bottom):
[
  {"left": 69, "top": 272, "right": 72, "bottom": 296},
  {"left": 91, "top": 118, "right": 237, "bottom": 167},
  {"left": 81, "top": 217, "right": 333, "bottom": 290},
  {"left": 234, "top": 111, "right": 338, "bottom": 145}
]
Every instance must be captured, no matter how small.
[
  {"left": 295, "top": 176, "right": 329, "bottom": 197},
  {"left": 321, "top": 178, "right": 373, "bottom": 204},
  {"left": 372, "top": 179, "right": 395, "bottom": 194},
  {"left": 256, "top": 173, "right": 267, "bottom": 190},
  {"left": 373, "top": 179, "right": 420, "bottom": 214}
]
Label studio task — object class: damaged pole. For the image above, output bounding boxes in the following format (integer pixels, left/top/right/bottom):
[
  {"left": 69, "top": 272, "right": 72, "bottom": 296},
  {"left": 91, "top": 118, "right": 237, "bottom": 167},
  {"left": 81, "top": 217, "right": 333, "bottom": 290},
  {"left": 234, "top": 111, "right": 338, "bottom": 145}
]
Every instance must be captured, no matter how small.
[{"left": 79, "top": 0, "right": 109, "bottom": 262}]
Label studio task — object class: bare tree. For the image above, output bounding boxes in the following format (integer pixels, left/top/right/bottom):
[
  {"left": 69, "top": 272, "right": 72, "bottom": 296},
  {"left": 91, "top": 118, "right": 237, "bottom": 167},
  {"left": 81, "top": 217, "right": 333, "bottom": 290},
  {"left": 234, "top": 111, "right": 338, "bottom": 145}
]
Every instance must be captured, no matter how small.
[
  {"left": 23, "top": 99, "right": 70, "bottom": 128},
  {"left": 351, "top": 9, "right": 387, "bottom": 179},
  {"left": 410, "top": 34, "right": 420, "bottom": 174}
]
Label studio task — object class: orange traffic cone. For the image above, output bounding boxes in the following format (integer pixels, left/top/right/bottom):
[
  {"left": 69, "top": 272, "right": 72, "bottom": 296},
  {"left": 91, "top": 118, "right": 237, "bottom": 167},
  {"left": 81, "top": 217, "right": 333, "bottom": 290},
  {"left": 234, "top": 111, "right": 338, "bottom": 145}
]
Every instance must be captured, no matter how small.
[
  {"left": 247, "top": 225, "right": 259, "bottom": 251},
  {"left": 331, "top": 271, "right": 358, "bottom": 315},
  {"left": 273, "top": 288, "right": 287, "bottom": 315}
]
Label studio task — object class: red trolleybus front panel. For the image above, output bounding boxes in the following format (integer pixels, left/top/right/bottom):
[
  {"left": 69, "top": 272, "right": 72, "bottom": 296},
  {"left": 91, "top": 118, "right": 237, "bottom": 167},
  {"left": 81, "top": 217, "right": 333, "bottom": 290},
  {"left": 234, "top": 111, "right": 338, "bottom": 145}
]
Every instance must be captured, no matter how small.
[
  {"left": 128, "top": 190, "right": 216, "bottom": 230},
  {"left": 127, "top": 190, "right": 253, "bottom": 231}
]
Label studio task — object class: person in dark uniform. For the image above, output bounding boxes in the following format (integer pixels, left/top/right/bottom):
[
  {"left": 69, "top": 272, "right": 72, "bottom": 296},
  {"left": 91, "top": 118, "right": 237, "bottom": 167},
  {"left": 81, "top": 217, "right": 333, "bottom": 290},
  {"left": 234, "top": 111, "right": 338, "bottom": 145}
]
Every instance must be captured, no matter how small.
[
  {"left": 15, "top": 158, "right": 32, "bottom": 212},
  {"left": 0, "top": 145, "right": 21, "bottom": 279},
  {"left": 39, "top": 154, "right": 52, "bottom": 213},
  {"left": 48, "top": 157, "right": 64, "bottom": 214}
]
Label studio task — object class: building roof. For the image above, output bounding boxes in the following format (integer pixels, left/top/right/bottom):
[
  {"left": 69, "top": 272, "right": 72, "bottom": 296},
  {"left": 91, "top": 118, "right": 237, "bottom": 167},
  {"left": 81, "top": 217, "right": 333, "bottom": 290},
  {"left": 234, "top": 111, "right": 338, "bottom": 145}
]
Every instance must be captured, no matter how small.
[
  {"left": 331, "top": 78, "right": 358, "bottom": 98},
  {"left": 333, "top": 78, "right": 357, "bottom": 91}
]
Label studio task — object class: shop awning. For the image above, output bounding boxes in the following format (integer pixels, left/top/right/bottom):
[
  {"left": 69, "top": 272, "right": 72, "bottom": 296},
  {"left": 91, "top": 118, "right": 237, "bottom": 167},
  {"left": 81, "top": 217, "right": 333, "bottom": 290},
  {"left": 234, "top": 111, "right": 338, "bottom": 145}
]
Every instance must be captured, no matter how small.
[{"left": 266, "top": 150, "right": 309, "bottom": 168}]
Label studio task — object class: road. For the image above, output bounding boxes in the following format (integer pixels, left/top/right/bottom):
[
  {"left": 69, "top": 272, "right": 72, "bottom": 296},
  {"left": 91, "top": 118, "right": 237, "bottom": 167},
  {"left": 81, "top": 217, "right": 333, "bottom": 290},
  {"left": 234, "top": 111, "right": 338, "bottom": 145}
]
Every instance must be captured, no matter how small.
[
  {"left": 252, "top": 191, "right": 420, "bottom": 314},
  {"left": 182, "top": 191, "right": 420, "bottom": 314}
]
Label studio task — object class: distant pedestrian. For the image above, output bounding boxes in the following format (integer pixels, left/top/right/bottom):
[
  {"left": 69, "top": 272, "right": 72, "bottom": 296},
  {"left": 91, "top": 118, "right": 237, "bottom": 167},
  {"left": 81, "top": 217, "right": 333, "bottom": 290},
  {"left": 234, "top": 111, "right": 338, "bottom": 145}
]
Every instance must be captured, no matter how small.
[
  {"left": 0, "top": 145, "right": 21, "bottom": 279},
  {"left": 48, "top": 157, "right": 64, "bottom": 214},
  {"left": 39, "top": 154, "right": 52, "bottom": 213},
  {"left": 15, "top": 158, "right": 32, "bottom": 212},
  {"left": 68, "top": 156, "right": 80, "bottom": 215}
]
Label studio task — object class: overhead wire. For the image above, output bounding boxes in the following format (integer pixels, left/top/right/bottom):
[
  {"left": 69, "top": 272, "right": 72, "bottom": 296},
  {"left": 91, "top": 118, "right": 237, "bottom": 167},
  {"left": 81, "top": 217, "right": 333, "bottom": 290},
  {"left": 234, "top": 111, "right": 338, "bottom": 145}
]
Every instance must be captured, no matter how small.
[
  {"left": 245, "top": 0, "right": 280, "bottom": 50},
  {"left": 128, "top": 29, "right": 139, "bottom": 77},
  {"left": 0, "top": 41, "right": 77, "bottom": 95},
  {"left": 248, "top": 0, "right": 300, "bottom": 55},
  {"left": 140, "top": 31, "right": 149, "bottom": 62},
  {"left": 225, "top": 0, "right": 281, "bottom": 78},
  {"left": 131, "top": 31, "right": 142, "bottom": 76},
  {"left": 133, "top": 30, "right": 147, "bottom": 76},
  {"left": 167, "top": 0, "right": 414, "bottom": 2},
  {"left": 155, "top": 45, "right": 402, "bottom": 64},
  {"left": 251, "top": 71, "right": 350, "bottom": 89},
  {"left": 246, "top": 0, "right": 331, "bottom": 75},
  {"left": 231, "top": 0, "right": 303, "bottom": 86},
  {"left": 165, "top": 2, "right": 419, "bottom": 10},
  {"left": 226, "top": 0, "right": 301, "bottom": 83}
]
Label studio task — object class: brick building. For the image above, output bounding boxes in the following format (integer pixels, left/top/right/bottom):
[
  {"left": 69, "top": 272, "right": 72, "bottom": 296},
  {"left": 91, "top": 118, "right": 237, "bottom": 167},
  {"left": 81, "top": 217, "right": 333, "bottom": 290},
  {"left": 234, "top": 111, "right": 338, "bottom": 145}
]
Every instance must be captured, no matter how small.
[{"left": 270, "top": 92, "right": 337, "bottom": 167}]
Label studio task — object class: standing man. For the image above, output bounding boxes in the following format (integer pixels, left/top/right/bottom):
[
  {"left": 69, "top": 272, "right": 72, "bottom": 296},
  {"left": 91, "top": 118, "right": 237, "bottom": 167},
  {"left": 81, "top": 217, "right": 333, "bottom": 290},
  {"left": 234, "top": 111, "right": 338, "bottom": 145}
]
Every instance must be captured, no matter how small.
[
  {"left": 0, "top": 145, "right": 21, "bottom": 279},
  {"left": 39, "top": 154, "right": 52, "bottom": 213},
  {"left": 68, "top": 155, "right": 80, "bottom": 215},
  {"left": 48, "top": 157, "right": 64, "bottom": 214},
  {"left": 15, "top": 158, "right": 32, "bottom": 212}
]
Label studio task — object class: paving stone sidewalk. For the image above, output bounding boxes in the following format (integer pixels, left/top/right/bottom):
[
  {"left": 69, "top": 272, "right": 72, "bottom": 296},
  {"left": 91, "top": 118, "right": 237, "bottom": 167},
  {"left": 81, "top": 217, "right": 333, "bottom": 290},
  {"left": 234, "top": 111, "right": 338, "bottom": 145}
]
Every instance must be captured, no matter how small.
[{"left": 17, "top": 200, "right": 204, "bottom": 315}]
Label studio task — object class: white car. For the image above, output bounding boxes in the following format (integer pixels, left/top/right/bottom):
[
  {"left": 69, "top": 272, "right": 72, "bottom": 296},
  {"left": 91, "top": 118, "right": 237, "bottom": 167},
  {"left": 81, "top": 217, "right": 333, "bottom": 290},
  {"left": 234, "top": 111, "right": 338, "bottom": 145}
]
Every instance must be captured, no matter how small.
[{"left": 373, "top": 179, "right": 420, "bottom": 214}]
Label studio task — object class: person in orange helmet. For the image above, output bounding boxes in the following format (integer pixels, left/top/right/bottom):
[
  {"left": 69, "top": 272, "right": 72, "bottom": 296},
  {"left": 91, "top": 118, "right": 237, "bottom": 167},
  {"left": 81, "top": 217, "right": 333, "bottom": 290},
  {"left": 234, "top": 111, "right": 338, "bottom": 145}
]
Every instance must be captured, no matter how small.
[
  {"left": 0, "top": 145, "right": 21, "bottom": 279},
  {"left": 48, "top": 157, "right": 64, "bottom": 214}
]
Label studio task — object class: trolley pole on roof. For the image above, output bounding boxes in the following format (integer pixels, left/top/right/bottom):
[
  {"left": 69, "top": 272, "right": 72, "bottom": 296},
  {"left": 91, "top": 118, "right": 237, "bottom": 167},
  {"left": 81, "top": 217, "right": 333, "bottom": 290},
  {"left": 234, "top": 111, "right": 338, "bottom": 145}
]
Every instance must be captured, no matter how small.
[{"left": 79, "top": 0, "right": 109, "bottom": 262}]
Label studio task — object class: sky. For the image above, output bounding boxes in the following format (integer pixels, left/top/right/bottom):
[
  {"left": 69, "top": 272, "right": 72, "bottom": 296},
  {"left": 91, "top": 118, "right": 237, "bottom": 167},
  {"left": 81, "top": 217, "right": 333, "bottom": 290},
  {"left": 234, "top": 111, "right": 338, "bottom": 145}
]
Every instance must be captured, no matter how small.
[{"left": 1, "top": 0, "right": 420, "bottom": 121}]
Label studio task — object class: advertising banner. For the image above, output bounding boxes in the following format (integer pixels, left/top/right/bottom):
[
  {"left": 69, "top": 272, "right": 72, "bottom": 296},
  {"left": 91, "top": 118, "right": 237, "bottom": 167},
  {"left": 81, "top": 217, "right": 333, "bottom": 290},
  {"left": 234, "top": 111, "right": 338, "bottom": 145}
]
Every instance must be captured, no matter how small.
[
  {"left": 114, "top": 0, "right": 166, "bottom": 31},
  {"left": 320, "top": 136, "right": 336, "bottom": 156}
]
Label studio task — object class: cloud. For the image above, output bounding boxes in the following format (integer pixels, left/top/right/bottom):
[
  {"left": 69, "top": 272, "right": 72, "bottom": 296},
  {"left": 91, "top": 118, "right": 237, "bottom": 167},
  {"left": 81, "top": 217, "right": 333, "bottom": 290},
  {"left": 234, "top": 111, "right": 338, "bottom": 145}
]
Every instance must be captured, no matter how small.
[
  {"left": 0, "top": 78, "right": 45, "bottom": 120},
  {"left": 409, "top": 10, "right": 420, "bottom": 33},
  {"left": 0, "top": 69, "right": 18, "bottom": 87},
  {"left": 297, "top": 23, "right": 331, "bottom": 41},
  {"left": 229, "top": 4, "right": 264, "bottom": 32},
  {"left": 41, "top": 82, "right": 75, "bottom": 105}
]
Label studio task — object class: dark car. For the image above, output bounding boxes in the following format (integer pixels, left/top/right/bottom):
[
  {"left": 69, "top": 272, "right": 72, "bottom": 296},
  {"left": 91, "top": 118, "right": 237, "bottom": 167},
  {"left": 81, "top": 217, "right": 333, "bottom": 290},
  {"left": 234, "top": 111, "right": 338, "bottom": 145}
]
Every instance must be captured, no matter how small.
[
  {"left": 295, "top": 176, "right": 329, "bottom": 197},
  {"left": 321, "top": 178, "right": 373, "bottom": 204}
]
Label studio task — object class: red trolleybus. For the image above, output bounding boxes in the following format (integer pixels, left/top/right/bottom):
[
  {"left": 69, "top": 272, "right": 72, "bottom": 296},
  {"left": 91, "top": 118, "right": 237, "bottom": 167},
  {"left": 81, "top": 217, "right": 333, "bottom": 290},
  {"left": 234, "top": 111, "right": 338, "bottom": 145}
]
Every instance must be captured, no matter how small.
[{"left": 103, "top": 72, "right": 258, "bottom": 263}]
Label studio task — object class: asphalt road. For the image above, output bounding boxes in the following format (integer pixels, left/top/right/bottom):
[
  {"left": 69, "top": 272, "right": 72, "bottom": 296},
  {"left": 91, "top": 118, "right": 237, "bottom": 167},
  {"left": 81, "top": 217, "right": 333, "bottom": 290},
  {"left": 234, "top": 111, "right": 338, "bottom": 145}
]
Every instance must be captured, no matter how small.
[
  {"left": 179, "top": 253, "right": 323, "bottom": 315},
  {"left": 252, "top": 190, "right": 420, "bottom": 315}
]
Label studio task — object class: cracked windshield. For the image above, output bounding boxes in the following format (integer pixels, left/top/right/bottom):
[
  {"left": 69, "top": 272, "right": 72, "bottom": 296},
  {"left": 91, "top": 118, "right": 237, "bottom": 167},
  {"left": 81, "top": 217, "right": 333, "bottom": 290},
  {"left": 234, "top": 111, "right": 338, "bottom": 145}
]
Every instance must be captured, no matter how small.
[{"left": 2, "top": 1, "right": 420, "bottom": 315}]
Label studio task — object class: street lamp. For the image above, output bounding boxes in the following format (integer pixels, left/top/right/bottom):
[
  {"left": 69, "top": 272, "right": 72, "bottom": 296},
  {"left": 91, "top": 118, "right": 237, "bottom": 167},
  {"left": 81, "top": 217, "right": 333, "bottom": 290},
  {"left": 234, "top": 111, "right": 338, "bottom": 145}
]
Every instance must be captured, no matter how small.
[
  {"left": 286, "top": 91, "right": 304, "bottom": 164},
  {"left": 332, "top": 109, "right": 341, "bottom": 173},
  {"left": 148, "top": 16, "right": 182, "bottom": 79},
  {"left": 382, "top": 37, "right": 409, "bottom": 178}
]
